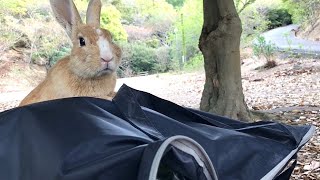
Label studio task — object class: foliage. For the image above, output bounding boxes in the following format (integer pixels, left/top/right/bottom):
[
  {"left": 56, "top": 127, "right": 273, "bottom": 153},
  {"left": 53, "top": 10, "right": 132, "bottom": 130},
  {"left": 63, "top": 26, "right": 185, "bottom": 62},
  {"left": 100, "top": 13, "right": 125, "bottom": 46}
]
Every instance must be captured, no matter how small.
[
  {"left": 136, "top": 0, "right": 177, "bottom": 31},
  {"left": 239, "top": 6, "right": 270, "bottom": 46},
  {"left": 108, "top": 0, "right": 136, "bottom": 24},
  {"left": 146, "top": 38, "right": 161, "bottom": 48},
  {"left": 0, "top": 0, "right": 70, "bottom": 66},
  {"left": 183, "top": 53, "right": 204, "bottom": 72},
  {"left": 46, "top": 46, "right": 71, "bottom": 67},
  {"left": 0, "top": 0, "right": 205, "bottom": 76},
  {"left": 282, "top": 0, "right": 320, "bottom": 25},
  {"left": 0, "top": 0, "right": 28, "bottom": 16},
  {"left": 155, "top": 46, "right": 173, "bottom": 72},
  {"left": 166, "top": 0, "right": 185, "bottom": 8},
  {"left": 101, "top": 5, "right": 128, "bottom": 41},
  {"left": 113, "top": 0, "right": 177, "bottom": 50},
  {"left": 235, "top": 0, "right": 256, "bottom": 14},
  {"left": 0, "top": 16, "right": 22, "bottom": 50},
  {"left": 120, "top": 42, "right": 172, "bottom": 75},
  {"left": 168, "top": 0, "right": 203, "bottom": 68},
  {"left": 252, "top": 35, "right": 276, "bottom": 63},
  {"left": 266, "top": 8, "right": 292, "bottom": 29},
  {"left": 72, "top": 1, "right": 128, "bottom": 42}
]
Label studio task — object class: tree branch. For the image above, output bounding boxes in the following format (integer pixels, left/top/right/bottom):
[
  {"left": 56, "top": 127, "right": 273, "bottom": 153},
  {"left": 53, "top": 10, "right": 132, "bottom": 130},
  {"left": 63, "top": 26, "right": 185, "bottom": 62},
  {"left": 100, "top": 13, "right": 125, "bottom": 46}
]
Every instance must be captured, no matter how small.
[{"left": 237, "top": 0, "right": 255, "bottom": 14}]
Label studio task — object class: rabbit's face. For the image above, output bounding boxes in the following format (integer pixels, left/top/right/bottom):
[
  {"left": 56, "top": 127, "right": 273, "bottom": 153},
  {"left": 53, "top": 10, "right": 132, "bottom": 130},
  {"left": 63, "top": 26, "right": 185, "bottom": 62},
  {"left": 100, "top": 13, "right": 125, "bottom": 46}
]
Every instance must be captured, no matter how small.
[{"left": 69, "top": 24, "right": 122, "bottom": 78}]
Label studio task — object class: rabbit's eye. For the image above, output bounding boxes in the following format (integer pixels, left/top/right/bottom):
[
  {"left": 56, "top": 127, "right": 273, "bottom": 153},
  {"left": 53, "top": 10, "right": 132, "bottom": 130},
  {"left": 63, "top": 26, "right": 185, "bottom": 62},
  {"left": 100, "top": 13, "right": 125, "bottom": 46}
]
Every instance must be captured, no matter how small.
[{"left": 79, "top": 37, "right": 86, "bottom": 47}]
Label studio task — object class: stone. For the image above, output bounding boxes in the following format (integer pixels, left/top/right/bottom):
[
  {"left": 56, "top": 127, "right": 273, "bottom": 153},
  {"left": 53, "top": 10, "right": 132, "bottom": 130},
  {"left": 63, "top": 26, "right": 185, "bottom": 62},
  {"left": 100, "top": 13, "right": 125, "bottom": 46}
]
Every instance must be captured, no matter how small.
[
  {"left": 299, "top": 116, "right": 307, "bottom": 120},
  {"left": 292, "top": 109, "right": 301, "bottom": 113}
]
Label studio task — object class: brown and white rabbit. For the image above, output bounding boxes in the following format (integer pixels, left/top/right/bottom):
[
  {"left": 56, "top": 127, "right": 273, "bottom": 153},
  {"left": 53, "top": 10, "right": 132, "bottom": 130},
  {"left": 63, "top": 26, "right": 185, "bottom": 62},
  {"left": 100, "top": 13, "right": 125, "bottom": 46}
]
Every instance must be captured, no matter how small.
[{"left": 19, "top": 0, "right": 122, "bottom": 106}]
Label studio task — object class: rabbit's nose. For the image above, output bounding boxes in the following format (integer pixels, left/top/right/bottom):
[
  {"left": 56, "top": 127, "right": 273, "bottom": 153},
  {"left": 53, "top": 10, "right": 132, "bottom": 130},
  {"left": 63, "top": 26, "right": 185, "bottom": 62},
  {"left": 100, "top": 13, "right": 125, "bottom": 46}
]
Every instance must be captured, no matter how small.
[{"left": 101, "top": 57, "right": 114, "bottom": 62}]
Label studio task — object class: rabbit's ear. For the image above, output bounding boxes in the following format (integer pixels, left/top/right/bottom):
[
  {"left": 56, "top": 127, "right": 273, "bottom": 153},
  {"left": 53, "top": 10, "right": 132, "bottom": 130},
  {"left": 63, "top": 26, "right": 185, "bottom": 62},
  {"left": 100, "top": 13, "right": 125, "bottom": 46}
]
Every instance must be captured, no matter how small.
[
  {"left": 50, "top": 0, "right": 82, "bottom": 38},
  {"left": 86, "top": 0, "right": 102, "bottom": 27}
]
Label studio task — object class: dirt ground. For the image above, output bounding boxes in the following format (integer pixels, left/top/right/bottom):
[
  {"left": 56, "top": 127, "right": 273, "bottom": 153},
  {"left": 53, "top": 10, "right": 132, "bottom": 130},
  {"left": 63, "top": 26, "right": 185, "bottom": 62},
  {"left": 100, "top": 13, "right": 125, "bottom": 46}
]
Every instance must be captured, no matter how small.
[{"left": 0, "top": 51, "right": 319, "bottom": 179}]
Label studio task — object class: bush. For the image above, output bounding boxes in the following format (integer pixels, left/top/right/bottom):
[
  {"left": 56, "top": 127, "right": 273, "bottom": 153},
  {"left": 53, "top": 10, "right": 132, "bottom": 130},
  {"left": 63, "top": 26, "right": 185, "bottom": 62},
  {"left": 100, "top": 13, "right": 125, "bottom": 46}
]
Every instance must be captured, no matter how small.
[
  {"left": 118, "top": 42, "right": 173, "bottom": 77},
  {"left": 252, "top": 35, "right": 277, "bottom": 67},
  {"left": 0, "top": 16, "right": 22, "bottom": 50},
  {"left": 146, "top": 38, "right": 161, "bottom": 48},
  {"left": 166, "top": 0, "right": 185, "bottom": 8},
  {"left": 155, "top": 46, "right": 173, "bottom": 72},
  {"left": 46, "top": 45, "right": 71, "bottom": 67},
  {"left": 183, "top": 53, "right": 204, "bottom": 71},
  {"left": 120, "top": 42, "right": 157, "bottom": 74},
  {"left": 130, "top": 44, "right": 157, "bottom": 73},
  {"left": 266, "top": 8, "right": 292, "bottom": 29}
]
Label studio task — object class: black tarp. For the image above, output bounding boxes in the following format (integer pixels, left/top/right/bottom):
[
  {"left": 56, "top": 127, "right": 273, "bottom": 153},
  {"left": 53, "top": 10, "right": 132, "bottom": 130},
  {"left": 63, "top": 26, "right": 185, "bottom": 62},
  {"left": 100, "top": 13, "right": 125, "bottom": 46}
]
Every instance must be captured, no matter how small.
[{"left": 0, "top": 85, "right": 315, "bottom": 180}]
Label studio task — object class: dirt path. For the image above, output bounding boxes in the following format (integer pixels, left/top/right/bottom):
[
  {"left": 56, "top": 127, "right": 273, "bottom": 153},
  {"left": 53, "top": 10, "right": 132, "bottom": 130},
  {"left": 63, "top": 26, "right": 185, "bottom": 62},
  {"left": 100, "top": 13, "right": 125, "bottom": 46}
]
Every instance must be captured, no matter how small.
[{"left": 1, "top": 57, "right": 320, "bottom": 111}]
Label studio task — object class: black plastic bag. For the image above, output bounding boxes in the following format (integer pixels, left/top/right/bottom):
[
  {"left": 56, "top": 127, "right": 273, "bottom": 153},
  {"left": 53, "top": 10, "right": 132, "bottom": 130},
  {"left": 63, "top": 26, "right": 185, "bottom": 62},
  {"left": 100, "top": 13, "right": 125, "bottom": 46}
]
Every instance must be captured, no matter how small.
[{"left": 0, "top": 85, "right": 314, "bottom": 180}]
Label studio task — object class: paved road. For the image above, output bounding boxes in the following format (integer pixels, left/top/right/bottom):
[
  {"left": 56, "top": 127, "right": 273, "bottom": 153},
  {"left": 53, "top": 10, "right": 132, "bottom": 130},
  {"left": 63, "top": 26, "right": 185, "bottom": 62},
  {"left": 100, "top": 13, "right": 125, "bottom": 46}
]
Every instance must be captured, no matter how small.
[{"left": 261, "top": 24, "right": 320, "bottom": 56}]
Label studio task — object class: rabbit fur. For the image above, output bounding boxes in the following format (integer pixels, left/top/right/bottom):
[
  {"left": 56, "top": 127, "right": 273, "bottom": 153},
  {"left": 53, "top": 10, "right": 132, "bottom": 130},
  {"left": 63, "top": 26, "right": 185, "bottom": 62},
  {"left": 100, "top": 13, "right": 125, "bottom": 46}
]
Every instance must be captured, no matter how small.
[{"left": 19, "top": 0, "right": 122, "bottom": 106}]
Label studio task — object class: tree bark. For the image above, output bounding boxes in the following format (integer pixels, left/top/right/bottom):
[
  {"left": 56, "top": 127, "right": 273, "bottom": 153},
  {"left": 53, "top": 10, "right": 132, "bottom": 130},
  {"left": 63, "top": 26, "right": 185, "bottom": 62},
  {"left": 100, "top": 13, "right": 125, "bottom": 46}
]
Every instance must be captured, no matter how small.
[{"left": 199, "top": 0, "right": 251, "bottom": 121}]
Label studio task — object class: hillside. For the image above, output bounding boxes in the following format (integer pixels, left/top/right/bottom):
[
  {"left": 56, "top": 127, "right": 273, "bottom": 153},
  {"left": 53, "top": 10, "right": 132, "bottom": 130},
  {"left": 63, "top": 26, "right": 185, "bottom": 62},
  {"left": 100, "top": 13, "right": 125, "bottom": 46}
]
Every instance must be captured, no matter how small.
[{"left": 299, "top": 17, "right": 320, "bottom": 41}]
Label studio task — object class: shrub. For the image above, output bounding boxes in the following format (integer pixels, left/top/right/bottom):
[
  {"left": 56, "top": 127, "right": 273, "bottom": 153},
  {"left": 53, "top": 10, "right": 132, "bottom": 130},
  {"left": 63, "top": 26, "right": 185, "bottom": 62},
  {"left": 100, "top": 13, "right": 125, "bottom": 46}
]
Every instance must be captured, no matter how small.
[
  {"left": 22, "top": 17, "right": 70, "bottom": 65},
  {"left": 0, "top": 16, "right": 23, "bottom": 51},
  {"left": 119, "top": 42, "right": 174, "bottom": 76},
  {"left": 130, "top": 44, "right": 157, "bottom": 73},
  {"left": 46, "top": 45, "right": 71, "bottom": 67},
  {"left": 120, "top": 42, "right": 157, "bottom": 74},
  {"left": 183, "top": 53, "right": 204, "bottom": 71},
  {"left": 155, "top": 46, "right": 173, "bottom": 72},
  {"left": 252, "top": 35, "right": 277, "bottom": 68},
  {"left": 266, "top": 8, "right": 292, "bottom": 29},
  {"left": 166, "top": 0, "right": 185, "bottom": 8},
  {"left": 146, "top": 38, "right": 161, "bottom": 48}
]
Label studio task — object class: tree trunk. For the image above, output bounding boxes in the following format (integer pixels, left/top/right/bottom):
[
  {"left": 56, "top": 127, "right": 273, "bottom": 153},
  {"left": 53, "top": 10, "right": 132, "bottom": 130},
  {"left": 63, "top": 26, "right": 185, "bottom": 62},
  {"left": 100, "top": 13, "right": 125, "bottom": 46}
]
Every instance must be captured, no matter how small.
[{"left": 199, "top": 0, "right": 251, "bottom": 121}]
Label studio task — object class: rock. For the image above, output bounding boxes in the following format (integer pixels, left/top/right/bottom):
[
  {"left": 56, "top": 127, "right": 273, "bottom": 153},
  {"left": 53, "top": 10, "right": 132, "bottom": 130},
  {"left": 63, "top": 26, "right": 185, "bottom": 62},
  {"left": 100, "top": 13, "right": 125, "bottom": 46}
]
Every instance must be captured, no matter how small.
[
  {"left": 299, "top": 116, "right": 307, "bottom": 120},
  {"left": 310, "top": 161, "right": 320, "bottom": 170},
  {"left": 303, "top": 164, "right": 311, "bottom": 171},
  {"left": 292, "top": 109, "right": 301, "bottom": 113},
  {"left": 283, "top": 112, "right": 290, "bottom": 116},
  {"left": 293, "top": 64, "right": 302, "bottom": 70},
  {"left": 303, "top": 102, "right": 311, "bottom": 106}
]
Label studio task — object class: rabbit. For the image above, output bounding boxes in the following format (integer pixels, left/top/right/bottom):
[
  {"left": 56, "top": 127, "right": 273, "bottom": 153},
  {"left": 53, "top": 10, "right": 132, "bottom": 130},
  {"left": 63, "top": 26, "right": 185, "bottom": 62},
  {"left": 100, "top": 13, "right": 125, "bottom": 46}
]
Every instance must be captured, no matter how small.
[{"left": 19, "top": 0, "right": 122, "bottom": 106}]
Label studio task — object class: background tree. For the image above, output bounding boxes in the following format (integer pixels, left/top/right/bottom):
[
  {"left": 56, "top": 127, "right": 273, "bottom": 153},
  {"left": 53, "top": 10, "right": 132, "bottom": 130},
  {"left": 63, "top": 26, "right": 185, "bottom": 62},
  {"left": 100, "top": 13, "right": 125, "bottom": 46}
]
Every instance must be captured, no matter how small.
[
  {"left": 168, "top": 0, "right": 203, "bottom": 68},
  {"left": 282, "top": 0, "right": 320, "bottom": 26},
  {"left": 235, "top": 0, "right": 256, "bottom": 14},
  {"left": 166, "top": 0, "right": 185, "bottom": 8},
  {"left": 199, "top": 0, "right": 251, "bottom": 121}
]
